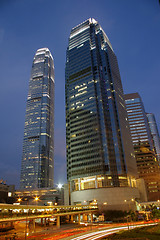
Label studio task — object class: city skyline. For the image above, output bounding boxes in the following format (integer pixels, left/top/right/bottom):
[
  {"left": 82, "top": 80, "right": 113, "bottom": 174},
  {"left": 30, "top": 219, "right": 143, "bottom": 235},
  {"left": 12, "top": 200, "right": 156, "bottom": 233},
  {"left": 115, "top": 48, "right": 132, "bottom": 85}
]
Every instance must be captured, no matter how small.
[{"left": 0, "top": 1, "right": 160, "bottom": 188}]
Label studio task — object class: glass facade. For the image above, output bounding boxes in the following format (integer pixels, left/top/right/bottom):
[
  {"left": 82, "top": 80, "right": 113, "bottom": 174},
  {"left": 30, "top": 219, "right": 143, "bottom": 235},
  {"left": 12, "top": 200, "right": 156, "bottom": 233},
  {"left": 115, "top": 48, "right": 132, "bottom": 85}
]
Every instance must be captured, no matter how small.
[
  {"left": 65, "top": 19, "right": 137, "bottom": 192},
  {"left": 147, "top": 113, "right": 160, "bottom": 164},
  {"left": 125, "top": 93, "right": 160, "bottom": 201},
  {"left": 125, "top": 94, "right": 153, "bottom": 146},
  {"left": 20, "top": 48, "right": 54, "bottom": 189}
]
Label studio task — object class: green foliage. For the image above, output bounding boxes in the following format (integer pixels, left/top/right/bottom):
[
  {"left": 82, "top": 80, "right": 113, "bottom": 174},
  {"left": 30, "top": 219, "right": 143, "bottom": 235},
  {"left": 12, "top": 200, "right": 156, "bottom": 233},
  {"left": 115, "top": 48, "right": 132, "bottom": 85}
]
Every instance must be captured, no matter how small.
[
  {"left": 102, "top": 210, "right": 128, "bottom": 221},
  {"left": 151, "top": 209, "right": 160, "bottom": 219},
  {"left": 100, "top": 210, "right": 139, "bottom": 222}
]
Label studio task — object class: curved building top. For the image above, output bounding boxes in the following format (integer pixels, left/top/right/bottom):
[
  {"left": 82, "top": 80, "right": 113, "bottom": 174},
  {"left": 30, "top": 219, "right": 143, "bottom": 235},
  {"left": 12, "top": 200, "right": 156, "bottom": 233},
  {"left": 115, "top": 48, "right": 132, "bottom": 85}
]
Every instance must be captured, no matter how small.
[{"left": 31, "top": 47, "right": 54, "bottom": 83}]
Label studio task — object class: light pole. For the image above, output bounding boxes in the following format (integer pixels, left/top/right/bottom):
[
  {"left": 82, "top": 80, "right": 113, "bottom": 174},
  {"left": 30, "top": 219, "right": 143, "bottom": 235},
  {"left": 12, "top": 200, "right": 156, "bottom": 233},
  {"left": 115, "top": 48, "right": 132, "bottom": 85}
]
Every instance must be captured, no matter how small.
[
  {"left": 57, "top": 183, "right": 64, "bottom": 205},
  {"left": 24, "top": 198, "right": 29, "bottom": 240},
  {"left": 25, "top": 196, "right": 39, "bottom": 239}
]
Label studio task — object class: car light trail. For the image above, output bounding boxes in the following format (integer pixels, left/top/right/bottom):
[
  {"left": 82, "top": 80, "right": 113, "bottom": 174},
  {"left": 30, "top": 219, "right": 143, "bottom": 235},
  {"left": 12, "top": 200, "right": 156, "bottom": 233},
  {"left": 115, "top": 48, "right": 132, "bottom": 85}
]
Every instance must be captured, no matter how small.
[{"left": 70, "top": 223, "right": 157, "bottom": 240}]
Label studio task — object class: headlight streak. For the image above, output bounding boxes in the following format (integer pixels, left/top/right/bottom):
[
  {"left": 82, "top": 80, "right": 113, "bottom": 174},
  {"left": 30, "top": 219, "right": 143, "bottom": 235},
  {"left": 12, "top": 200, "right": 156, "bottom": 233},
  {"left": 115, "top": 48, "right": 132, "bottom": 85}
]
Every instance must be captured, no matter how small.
[
  {"left": 70, "top": 223, "right": 157, "bottom": 240},
  {"left": 87, "top": 230, "right": 121, "bottom": 240}
]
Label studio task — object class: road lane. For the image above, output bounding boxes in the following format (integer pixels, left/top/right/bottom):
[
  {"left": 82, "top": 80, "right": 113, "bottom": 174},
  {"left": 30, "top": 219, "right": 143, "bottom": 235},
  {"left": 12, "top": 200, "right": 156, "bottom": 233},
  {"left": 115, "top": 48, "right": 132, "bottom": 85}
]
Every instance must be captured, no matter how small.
[{"left": 70, "top": 223, "right": 157, "bottom": 240}]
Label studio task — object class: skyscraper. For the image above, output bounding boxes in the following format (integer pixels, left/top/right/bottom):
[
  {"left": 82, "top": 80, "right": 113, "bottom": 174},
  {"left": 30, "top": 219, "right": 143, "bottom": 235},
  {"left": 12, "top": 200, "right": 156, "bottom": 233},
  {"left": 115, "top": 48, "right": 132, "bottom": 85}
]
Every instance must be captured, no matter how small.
[
  {"left": 65, "top": 19, "right": 139, "bottom": 207},
  {"left": 125, "top": 93, "right": 160, "bottom": 201},
  {"left": 147, "top": 113, "right": 160, "bottom": 164},
  {"left": 20, "top": 48, "right": 55, "bottom": 190}
]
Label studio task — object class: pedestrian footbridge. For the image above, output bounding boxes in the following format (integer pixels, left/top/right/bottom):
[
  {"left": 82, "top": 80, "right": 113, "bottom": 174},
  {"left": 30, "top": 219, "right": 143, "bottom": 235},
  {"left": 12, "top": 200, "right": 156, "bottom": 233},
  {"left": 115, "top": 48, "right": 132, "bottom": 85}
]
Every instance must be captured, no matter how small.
[{"left": 0, "top": 204, "right": 98, "bottom": 229}]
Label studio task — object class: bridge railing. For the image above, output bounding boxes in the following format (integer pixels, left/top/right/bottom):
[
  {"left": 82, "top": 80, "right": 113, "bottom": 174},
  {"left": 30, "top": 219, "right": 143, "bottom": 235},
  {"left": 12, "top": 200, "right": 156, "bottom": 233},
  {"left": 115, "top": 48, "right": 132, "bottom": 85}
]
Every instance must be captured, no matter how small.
[{"left": 0, "top": 204, "right": 98, "bottom": 220}]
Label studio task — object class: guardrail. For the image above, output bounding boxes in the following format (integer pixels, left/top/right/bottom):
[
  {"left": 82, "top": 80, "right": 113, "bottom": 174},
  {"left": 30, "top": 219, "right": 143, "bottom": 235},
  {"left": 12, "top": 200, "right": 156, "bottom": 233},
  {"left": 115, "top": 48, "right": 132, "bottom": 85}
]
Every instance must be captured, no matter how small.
[{"left": 0, "top": 204, "right": 98, "bottom": 222}]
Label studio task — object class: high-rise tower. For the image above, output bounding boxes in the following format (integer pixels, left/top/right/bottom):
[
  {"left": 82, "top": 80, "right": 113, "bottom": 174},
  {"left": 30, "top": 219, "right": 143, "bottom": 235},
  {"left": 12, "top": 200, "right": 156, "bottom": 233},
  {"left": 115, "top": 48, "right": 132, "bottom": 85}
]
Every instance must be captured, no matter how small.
[
  {"left": 20, "top": 48, "right": 54, "bottom": 189},
  {"left": 125, "top": 93, "right": 160, "bottom": 201},
  {"left": 147, "top": 113, "right": 160, "bottom": 164},
  {"left": 65, "top": 19, "right": 139, "bottom": 207}
]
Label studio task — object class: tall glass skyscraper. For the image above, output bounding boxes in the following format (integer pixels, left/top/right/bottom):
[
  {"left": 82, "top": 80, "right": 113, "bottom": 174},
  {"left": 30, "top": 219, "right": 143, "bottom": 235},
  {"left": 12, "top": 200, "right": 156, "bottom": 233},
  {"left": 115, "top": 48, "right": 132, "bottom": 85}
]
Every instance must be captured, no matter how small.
[
  {"left": 125, "top": 93, "right": 160, "bottom": 201},
  {"left": 65, "top": 19, "right": 138, "bottom": 205},
  {"left": 20, "top": 48, "right": 55, "bottom": 189},
  {"left": 147, "top": 113, "right": 160, "bottom": 164}
]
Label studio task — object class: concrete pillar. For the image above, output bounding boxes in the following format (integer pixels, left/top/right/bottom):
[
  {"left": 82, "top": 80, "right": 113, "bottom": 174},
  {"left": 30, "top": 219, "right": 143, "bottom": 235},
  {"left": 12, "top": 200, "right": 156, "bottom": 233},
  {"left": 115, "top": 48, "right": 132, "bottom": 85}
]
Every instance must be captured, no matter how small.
[
  {"left": 87, "top": 214, "right": 89, "bottom": 222},
  {"left": 33, "top": 219, "right": 36, "bottom": 232},
  {"left": 90, "top": 213, "right": 93, "bottom": 223},
  {"left": 78, "top": 214, "right": 81, "bottom": 224},
  {"left": 146, "top": 212, "right": 149, "bottom": 221},
  {"left": 83, "top": 214, "right": 87, "bottom": 222},
  {"left": 44, "top": 218, "right": 47, "bottom": 226},
  {"left": 71, "top": 214, "right": 74, "bottom": 222},
  {"left": 56, "top": 216, "right": 60, "bottom": 229},
  {"left": 47, "top": 219, "right": 50, "bottom": 226}
]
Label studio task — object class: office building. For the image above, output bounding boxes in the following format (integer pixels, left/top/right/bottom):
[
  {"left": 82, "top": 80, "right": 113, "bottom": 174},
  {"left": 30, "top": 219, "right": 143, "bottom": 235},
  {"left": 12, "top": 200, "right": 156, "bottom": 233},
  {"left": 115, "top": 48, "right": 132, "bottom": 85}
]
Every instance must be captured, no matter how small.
[
  {"left": 65, "top": 18, "right": 141, "bottom": 208},
  {"left": 147, "top": 113, "right": 160, "bottom": 164},
  {"left": 20, "top": 48, "right": 55, "bottom": 189},
  {"left": 125, "top": 93, "right": 160, "bottom": 201}
]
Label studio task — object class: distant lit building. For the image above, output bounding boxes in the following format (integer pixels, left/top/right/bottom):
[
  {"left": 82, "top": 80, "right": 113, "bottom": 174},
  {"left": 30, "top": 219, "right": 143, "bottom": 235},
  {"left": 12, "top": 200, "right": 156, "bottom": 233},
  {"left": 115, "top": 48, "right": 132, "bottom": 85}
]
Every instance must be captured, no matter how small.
[
  {"left": 146, "top": 113, "right": 160, "bottom": 164},
  {"left": 0, "top": 181, "right": 8, "bottom": 203},
  {"left": 0, "top": 180, "right": 15, "bottom": 204},
  {"left": 65, "top": 18, "right": 140, "bottom": 209},
  {"left": 15, "top": 188, "right": 64, "bottom": 206},
  {"left": 125, "top": 93, "right": 160, "bottom": 201},
  {"left": 20, "top": 48, "right": 55, "bottom": 190}
]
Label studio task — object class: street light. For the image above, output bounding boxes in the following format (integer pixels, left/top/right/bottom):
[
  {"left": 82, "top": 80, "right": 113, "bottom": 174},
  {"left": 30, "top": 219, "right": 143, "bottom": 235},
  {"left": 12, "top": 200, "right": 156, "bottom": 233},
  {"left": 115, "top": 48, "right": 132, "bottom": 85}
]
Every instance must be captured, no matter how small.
[
  {"left": 17, "top": 197, "right": 22, "bottom": 204},
  {"left": 24, "top": 198, "right": 29, "bottom": 240},
  {"left": 34, "top": 196, "right": 39, "bottom": 205},
  {"left": 58, "top": 183, "right": 63, "bottom": 189},
  {"left": 34, "top": 196, "right": 39, "bottom": 201}
]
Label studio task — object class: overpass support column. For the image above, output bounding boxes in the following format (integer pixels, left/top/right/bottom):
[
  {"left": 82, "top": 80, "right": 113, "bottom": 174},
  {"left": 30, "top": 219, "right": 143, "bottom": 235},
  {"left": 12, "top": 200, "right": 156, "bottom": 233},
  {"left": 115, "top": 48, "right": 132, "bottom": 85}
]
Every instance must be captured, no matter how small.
[
  {"left": 33, "top": 219, "right": 36, "bottom": 232},
  {"left": 71, "top": 214, "right": 74, "bottom": 222},
  {"left": 90, "top": 213, "right": 93, "bottom": 223},
  {"left": 57, "top": 216, "right": 60, "bottom": 229},
  {"left": 47, "top": 218, "right": 50, "bottom": 226},
  {"left": 146, "top": 212, "right": 149, "bottom": 221},
  {"left": 44, "top": 218, "right": 47, "bottom": 226},
  {"left": 83, "top": 213, "right": 87, "bottom": 222},
  {"left": 41, "top": 218, "right": 43, "bottom": 225}
]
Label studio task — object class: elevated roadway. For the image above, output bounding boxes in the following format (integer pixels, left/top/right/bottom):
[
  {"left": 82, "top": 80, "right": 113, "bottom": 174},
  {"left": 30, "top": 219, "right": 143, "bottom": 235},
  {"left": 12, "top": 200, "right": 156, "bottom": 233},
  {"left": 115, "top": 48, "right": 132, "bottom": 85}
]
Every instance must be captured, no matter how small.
[{"left": 0, "top": 204, "right": 98, "bottom": 229}]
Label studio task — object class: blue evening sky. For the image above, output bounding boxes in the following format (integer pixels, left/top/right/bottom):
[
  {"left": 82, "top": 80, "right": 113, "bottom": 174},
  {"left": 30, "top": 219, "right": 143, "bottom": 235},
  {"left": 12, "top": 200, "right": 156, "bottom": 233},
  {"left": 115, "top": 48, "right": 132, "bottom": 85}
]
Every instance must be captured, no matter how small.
[{"left": 0, "top": 0, "right": 159, "bottom": 188}]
